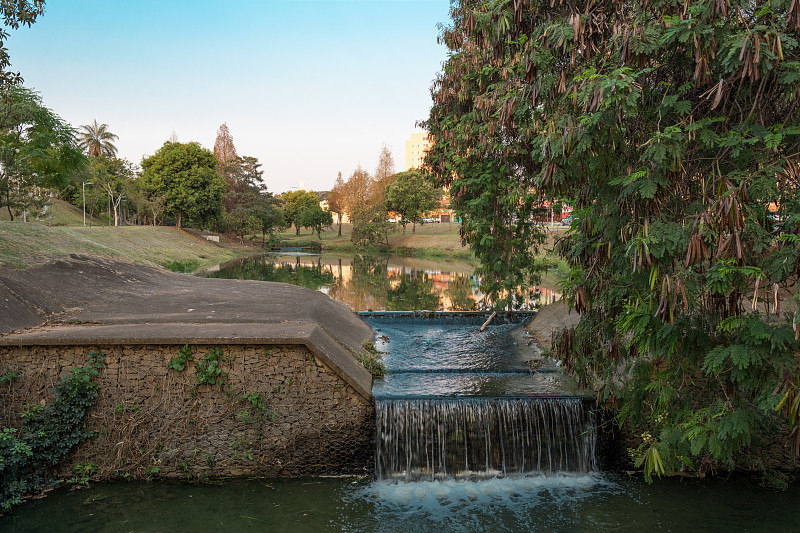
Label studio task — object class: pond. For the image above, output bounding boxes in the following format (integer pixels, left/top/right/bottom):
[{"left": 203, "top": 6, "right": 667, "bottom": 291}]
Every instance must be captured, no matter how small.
[
  {"left": 3, "top": 474, "right": 799, "bottom": 532},
  {"left": 201, "top": 253, "right": 561, "bottom": 311}
]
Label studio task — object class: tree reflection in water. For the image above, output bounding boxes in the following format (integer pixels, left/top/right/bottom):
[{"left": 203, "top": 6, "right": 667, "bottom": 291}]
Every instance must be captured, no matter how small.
[{"left": 204, "top": 254, "right": 555, "bottom": 311}]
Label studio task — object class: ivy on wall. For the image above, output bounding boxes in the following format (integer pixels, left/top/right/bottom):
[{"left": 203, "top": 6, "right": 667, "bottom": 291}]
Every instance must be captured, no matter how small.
[{"left": 0, "top": 351, "right": 104, "bottom": 512}]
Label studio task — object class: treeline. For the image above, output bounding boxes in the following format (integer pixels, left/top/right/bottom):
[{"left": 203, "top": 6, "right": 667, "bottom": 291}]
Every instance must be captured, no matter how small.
[
  {"left": 327, "top": 146, "right": 442, "bottom": 249},
  {"left": 0, "top": 88, "right": 289, "bottom": 244},
  {"left": 0, "top": 83, "right": 442, "bottom": 251}
]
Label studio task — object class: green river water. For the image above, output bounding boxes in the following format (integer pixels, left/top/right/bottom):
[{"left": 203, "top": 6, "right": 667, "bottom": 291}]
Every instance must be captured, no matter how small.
[{"left": 2, "top": 475, "right": 798, "bottom": 532}]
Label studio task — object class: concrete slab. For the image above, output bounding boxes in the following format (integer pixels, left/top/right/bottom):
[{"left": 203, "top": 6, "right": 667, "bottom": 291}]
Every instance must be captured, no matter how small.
[{"left": 0, "top": 257, "right": 375, "bottom": 399}]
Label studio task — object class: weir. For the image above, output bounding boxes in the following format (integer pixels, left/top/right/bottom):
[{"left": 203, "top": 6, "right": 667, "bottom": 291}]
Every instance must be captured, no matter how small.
[
  {"left": 376, "top": 397, "right": 597, "bottom": 481},
  {"left": 363, "top": 312, "right": 597, "bottom": 482}
]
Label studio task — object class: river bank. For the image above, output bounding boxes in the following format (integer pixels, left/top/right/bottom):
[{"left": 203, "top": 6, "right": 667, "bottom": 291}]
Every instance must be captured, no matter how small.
[{"left": 277, "top": 221, "right": 568, "bottom": 269}]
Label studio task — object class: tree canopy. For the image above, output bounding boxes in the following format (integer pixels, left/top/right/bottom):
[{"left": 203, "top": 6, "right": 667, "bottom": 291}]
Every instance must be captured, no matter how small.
[
  {"left": 223, "top": 155, "right": 283, "bottom": 243},
  {"left": 139, "top": 141, "right": 225, "bottom": 229},
  {"left": 281, "top": 189, "right": 321, "bottom": 236},
  {"left": 89, "top": 157, "right": 134, "bottom": 226},
  {"left": 299, "top": 202, "right": 333, "bottom": 239},
  {"left": 385, "top": 169, "right": 441, "bottom": 233},
  {"left": 0, "top": 85, "right": 85, "bottom": 220},
  {"left": 426, "top": 0, "right": 800, "bottom": 480},
  {"left": 78, "top": 120, "right": 118, "bottom": 158},
  {"left": 328, "top": 171, "right": 346, "bottom": 236},
  {"left": 342, "top": 165, "right": 391, "bottom": 249},
  {"left": 213, "top": 123, "right": 238, "bottom": 171}
]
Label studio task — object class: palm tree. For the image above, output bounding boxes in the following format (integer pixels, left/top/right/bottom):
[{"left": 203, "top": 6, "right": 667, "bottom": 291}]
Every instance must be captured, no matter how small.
[{"left": 78, "top": 120, "right": 119, "bottom": 158}]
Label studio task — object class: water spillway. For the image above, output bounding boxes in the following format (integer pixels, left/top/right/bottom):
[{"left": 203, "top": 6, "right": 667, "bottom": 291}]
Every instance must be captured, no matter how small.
[
  {"left": 375, "top": 397, "right": 597, "bottom": 481},
  {"left": 362, "top": 312, "right": 598, "bottom": 482}
]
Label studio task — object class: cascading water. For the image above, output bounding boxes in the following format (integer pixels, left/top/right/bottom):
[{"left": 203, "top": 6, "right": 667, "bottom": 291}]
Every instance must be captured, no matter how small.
[
  {"left": 363, "top": 312, "right": 598, "bottom": 482},
  {"left": 375, "top": 398, "right": 597, "bottom": 481}
]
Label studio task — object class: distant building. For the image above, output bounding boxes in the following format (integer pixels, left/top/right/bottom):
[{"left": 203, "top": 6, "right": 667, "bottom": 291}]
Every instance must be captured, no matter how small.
[
  {"left": 405, "top": 132, "right": 432, "bottom": 171},
  {"left": 404, "top": 131, "right": 457, "bottom": 223},
  {"left": 319, "top": 199, "right": 349, "bottom": 224}
]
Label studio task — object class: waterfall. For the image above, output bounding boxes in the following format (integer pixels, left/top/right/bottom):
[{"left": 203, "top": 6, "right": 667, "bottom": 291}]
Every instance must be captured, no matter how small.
[{"left": 376, "top": 397, "right": 597, "bottom": 481}]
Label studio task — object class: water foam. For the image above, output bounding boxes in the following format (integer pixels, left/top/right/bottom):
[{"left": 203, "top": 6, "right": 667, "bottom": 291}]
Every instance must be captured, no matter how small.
[{"left": 345, "top": 474, "right": 617, "bottom": 533}]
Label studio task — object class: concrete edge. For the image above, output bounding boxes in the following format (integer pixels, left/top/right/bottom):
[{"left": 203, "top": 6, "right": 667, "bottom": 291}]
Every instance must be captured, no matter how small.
[{"left": 0, "top": 321, "right": 374, "bottom": 402}]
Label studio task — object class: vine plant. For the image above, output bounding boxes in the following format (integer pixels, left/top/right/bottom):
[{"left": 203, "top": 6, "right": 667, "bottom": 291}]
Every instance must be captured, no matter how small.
[{"left": 0, "top": 351, "right": 104, "bottom": 511}]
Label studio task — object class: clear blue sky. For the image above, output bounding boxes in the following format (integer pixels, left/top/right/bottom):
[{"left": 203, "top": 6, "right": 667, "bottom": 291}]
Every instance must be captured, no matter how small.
[{"left": 7, "top": 0, "right": 450, "bottom": 193}]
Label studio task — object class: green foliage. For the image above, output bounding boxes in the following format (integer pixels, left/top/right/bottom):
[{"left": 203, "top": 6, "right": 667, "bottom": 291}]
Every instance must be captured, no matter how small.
[
  {"left": 349, "top": 202, "right": 391, "bottom": 250},
  {"left": 281, "top": 190, "right": 321, "bottom": 236},
  {"left": 164, "top": 260, "right": 200, "bottom": 274},
  {"left": 241, "top": 391, "right": 268, "bottom": 412},
  {"left": 145, "top": 465, "right": 160, "bottom": 480},
  {"left": 66, "top": 462, "right": 97, "bottom": 486},
  {"left": 77, "top": 120, "right": 118, "bottom": 158},
  {"left": 0, "top": 351, "right": 104, "bottom": 511},
  {"left": 168, "top": 343, "right": 194, "bottom": 371},
  {"left": 359, "top": 340, "right": 386, "bottom": 379},
  {"left": 194, "top": 347, "right": 229, "bottom": 386},
  {"left": 385, "top": 169, "right": 442, "bottom": 233},
  {"left": 168, "top": 345, "right": 231, "bottom": 389},
  {"left": 0, "top": 85, "right": 86, "bottom": 221},
  {"left": 0, "top": 370, "right": 21, "bottom": 384},
  {"left": 139, "top": 141, "right": 226, "bottom": 229},
  {"left": 299, "top": 203, "right": 333, "bottom": 239},
  {"left": 221, "top": 155, "right": 283, "bottom": 244},
  {"left": 81, "top": 156, "right": 134, "bottom": 226},
  {"left": 341, "top": 166, "right": 392, "bottom": 250},
  {"left": 428, "top": 0, "right": 800, "bottom": 479}
]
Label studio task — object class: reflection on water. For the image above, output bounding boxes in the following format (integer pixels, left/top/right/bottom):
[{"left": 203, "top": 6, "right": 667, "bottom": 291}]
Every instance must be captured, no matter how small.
[{"left": 202, "top": 254, "right": 561, "bottom": 312}]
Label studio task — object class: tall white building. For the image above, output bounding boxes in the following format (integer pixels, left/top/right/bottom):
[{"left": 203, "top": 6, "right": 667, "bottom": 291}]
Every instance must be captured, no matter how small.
[{"left": 404, "top": 132, "right": 431, "bottom": 171}]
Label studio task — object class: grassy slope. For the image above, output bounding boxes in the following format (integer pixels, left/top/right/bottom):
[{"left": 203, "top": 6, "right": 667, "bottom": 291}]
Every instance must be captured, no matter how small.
[
  {"left": 0, "top": 202, "right": 241, "bottom": 270},
  {"left": 0, "top": 198, "right": 97, "bottom": 226}
]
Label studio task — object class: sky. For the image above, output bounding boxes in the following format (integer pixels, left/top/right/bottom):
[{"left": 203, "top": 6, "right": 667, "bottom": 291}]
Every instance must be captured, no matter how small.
[{"left": 7, "top": 0, "right": 451, "bottom": 194}]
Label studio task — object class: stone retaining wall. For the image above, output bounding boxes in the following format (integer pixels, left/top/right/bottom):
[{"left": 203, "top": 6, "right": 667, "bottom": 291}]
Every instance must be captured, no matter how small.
[{"left": 0, "top": 343, "right": 375, "bottom": 480}]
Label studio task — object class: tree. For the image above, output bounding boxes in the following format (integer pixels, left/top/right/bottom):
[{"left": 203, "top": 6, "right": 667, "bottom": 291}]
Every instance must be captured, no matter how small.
[
  {"left": 213, "top": 123, "right": 238, "bottom": 190},
  {"left": 328, "top": 171, "right": 346, "bottom": 236},
  {"left": 0, "top": 85, "right": 85, "bottom": 221},
  {"left": 343, "top": 165, "right": 391, "bottom": 248},
  {"left": 89, "top": 157, "right": 134, "bottom": 226},
  {"left": 127, "top": 182, "right": 165, "bottom": 226},
  {"left": 427, "top": 0, "right": 800, "bottom": 479},
  {"left": 257, "top": 203, "right": 287, "bottom": 246},
  {"left": 0, "top": 1, "right": 45, "bottom": 88},
  {"left": 139, "top": 141, "right": 225, "bottom": 229},
  {"left": 221, "top": 155, "right": 282, "bottom": 244},
  {"left": 372, "top": 144, "right": 396, "bottom": 204},
  {"left": 300, "top": 203, "right": 333, "bottom": 239},
  {"left": 78, "top": 120, "right": 118, "bottom": 158},
  {"left": 385, "top": 169, "right": 441, "bottom": 233},
  {"left": 281, "top": 189, "right": 320, "bottom": 236}
]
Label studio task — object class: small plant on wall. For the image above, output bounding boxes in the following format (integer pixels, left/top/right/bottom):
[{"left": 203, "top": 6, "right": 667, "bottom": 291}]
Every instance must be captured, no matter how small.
[
  {"left": 168, "top": 345, "right": 233, "bottom": 389},
  {"left": 168, "top": 344, "right": 194, "bottom": 371},
  {"left": 195, "top": 347, "right": 229, "bottom": 386},
  {"left": 359, "top": 340, "right": 386, "bottom": 378}
]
